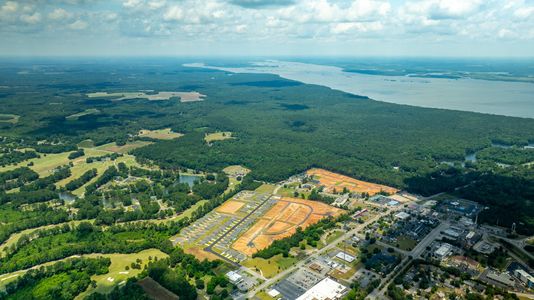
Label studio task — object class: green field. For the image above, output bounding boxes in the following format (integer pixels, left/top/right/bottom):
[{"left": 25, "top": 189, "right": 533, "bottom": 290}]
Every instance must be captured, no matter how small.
[
  {"left": 242, "top": 254, "right": 298, "bottom": 278},
  {"left": 0, "top": 151, "right": 71, "bottom": 176},
  {"left": 95, "top": 141, "right": 153, "bottom": 154},
  {"left": 138, "top": 128, "right": 183, "bottom": 140},
  {"left": 76, "top": 249, "right": 168, "bottom": 299},
  {"left": 66, "top": 109, "right": 100, "bottom": 121},
  {"left": 204, "top": 131, "right": 233, "bottom": 143},
  {"left": 0, "top": 220, "right": 89, "bottom": 258},
  {"left": 0, "top": 114, "right": 20, "bottom": 124}
]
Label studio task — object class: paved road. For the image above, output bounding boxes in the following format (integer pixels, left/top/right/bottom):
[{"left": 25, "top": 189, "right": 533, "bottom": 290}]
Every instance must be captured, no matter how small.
[
  {"left": 203, "top": 192, "right": 274, "bottom": 266},
  {"left": 370, "top": 221, "right": 449, "bottom": 298},
  {"left": 246, "top": 206, "right": 399, "bottom": 298}
]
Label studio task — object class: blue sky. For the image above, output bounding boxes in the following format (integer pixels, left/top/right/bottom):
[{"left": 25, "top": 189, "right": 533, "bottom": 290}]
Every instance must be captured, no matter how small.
[{"left": 0, "top": 0, "right": 533, "bottom": 57}]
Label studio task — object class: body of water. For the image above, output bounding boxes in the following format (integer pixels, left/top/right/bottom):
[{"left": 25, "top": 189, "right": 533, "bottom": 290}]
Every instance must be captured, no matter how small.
[
  {"left": 187, "top": 61, "right": 534, "bottom": 119},
  {"left": 179, "top": 174, "right": 201, "bottom": 187}
]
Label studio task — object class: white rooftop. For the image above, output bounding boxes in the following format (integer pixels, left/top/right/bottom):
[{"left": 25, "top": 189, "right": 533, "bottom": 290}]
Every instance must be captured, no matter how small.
[
  {"left": 435, "top": 243, "right": 452, "bottom": 257},
  {"left": 296, "top": 278, "right": 348, "bottom": 300},
  {"left": 336, "top": 251, "right": 356, "bottom": 263},
  {"left": 268, "top": 289, "right": 281, "bottom": 297},
  {"left": 226, "top": 271, "right": 242, "bottom": 283},
  {"left": 395, "top": 212, "right": 410, "bottom": 219}
]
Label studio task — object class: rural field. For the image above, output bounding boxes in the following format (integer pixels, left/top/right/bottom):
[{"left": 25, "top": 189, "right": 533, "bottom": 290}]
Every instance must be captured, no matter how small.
[
  {"left": 232, "top": 197, "right": 344, "bottom": 256},
  {"left": 86, "top": 91, "right": 206, "bottom": 102},
  {"left": 0, "top": 114, "right": 20, "bottom": 124},
  {"left": 306, "top": 168, "right": 399, "bottom": 195},
  {"left": 138, "top": 128, "right": 183, "bottom": 140},
  {"left": 205, "top": 131, "right": 234, "bottom": 143}
]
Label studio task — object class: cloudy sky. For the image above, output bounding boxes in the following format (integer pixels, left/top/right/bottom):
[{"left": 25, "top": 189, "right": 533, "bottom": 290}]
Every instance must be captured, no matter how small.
[{"left": 0, "top": 0, "right": 533, "bottom": 57}]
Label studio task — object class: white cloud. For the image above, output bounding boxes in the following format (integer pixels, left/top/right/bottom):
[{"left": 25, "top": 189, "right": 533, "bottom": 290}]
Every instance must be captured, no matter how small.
[
  {"left": 68, "top": 19, "right": 88, "bottom": 30},
  {"left": 163, "top": 5, "right": 184, "bottom": 21},
  {"left": 1, "top": 1, "right": 18, "bottom": 14},
  {"left": 48, "top": 8, "right": 72, "bottom": 20},
  {"left": 20, "top": 12, "right": 41, "bottom": 24},
  {"left": 1, "top": 0, "right": 533, "bottom": 56}
]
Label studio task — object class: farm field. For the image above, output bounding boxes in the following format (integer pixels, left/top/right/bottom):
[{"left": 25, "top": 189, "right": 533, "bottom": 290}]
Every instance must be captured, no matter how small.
[
  {"left": 222, "top": 165, "right": 250, "bottom": 177},
  {"left": 205, "top": 131, "right": 234, "bottom": 143},
  {"left": 66, "top": 108, "right": 100, "bottom": 120},
  {"left": 94, "top": 141, "right": 153, "bottom": 154},
  {"left": 0, "top": 114, "right": 20, "bottom": 124},
  {"left": 232, "top": 197, "right": 344, "bottom": 256},
  {"left": 86, "top": 91, "right": 205, "bottom": 102},
  {"left": 138, "top": 128, "right": 183, "bottom": 140},
  {"left": 306, "top": 168, "right": 399, "bottom": 196}
]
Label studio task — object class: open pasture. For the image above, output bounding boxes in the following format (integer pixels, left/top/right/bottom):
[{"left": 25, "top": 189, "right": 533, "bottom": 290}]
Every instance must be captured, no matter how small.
[
  {"left": 66, "top": 108, "right": 100, "bottom": 120},
  {"left": 86, "top": 91, "right": 205, "bottom": 102},
  {"left": 0, "top": 114, "right": 20, "bottom": 124},
  {"left": 95, "top": 141, "right": 153, "bottom": 154},
  {"left": 205, "top": 131, "right": 234, "bottom": 143},
  {"left": 306, "top": 168, "right": 399, "bottom": 196},
  {"left": 138, "top": 128, "right": 183, "bottom": 140},
  {"left": 222, "top": 165, "right": 250, "bottom": 177},
  {"left": 0, "top": 149, "right": 90, "bottom": 177},
  {"left": 232, "top": 197, "right": 344, "bottom": 256}
]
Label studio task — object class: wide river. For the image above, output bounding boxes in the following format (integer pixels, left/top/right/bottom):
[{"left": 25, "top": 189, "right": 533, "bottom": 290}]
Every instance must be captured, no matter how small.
[{"left": 186, "top": 61, "right": 534, "bottom": 119}]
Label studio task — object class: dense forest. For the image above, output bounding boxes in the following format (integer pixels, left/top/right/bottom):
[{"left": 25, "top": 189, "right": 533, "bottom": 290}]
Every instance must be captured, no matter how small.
[
  {"left": 0, "top": 55, "right": 533, "bottom": 297},
  {"left": 0, "top": 59, "right": 533, "bottom": 233}
]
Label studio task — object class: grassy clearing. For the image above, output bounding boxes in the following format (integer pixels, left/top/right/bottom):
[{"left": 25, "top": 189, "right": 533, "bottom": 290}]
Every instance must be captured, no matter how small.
[
  {"left": 95, "top": 141, "right": 153, "bottom": 154},
  {"left": 222, "top": 165, "right": 250, "bottom": 176},
  {"left": 275, "top": 187, "right": 296, "bottom": 197},
  {"left": 76, "top": 249, "right": 168, "bottom": 299},
  {"left": 242, "top": 255, "right": 297, "bottom": 278},
  {"left": 204, "top": 132, "right": 233, "bottom": 143},
  {"left": 0, "top": 151, "right": 71, "bottom": 176},
  {"left": 325, "top": 230, "right": 344, "bottom": 244},
  {"left": 396, "top": 236, "right": 418, "bottom": 251},
  {"left": 0, "top": 220, "right": 90, "bottom": 258},
  {"left": 255, "top": 184, "right": 276, "bottom": 194},
  {"left": 138, "top": 128, "right": 183, "bottom": 140},
  {"left": 256, "top": 291, "right": 277, "bottom": 300},
  {"left": 56, "top": 153, "right": 140, "bottom": 196},
  {"left": 77, "top": 139, "right": 95, "bottom": 148},
  {"left": 66, "top": 109, "right": 100, "bottom": 121},
  {"left": 87, "top": 91, "right": 205, "bottom": 102},
  {"left": 0, "top": 114, "right": 20, "bottom": 124}
]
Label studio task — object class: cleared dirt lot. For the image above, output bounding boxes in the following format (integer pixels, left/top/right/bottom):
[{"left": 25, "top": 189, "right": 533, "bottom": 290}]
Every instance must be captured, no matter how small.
[
  {"left": 306, "top": 168, "right": 398, "bottom": 196},
  {"left": 232, "top": 197, "right": 343, "bottom": 256},
  {"left": 216, "top": 200, "right": 245, "bottom": 214}
]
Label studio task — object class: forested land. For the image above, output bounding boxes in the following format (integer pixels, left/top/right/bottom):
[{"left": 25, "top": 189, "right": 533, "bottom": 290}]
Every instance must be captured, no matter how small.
[{"left": 0, "top": 57, "right": 533, "bottom": 300}]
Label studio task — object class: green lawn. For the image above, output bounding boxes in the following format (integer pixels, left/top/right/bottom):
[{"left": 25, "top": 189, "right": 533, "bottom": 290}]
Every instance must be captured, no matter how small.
[
  {"left": 242, "top": 254, "right": 297, "bottom": 278},
  {"left": 76, "top": 249, "right": 168, "bottom": 299}
]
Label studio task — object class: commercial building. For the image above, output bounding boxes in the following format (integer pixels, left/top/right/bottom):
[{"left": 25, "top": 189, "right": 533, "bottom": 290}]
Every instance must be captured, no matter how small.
[
  {"left": 296, "top": 278, "right": 348, "bottom": 300},
  {"left": 336, "top": 251, "right": 356, "bottom": 263},
  {"left": 435, "top": 243, "right": 452, "bottom": 259},
  {"left": 226, "top": 271, "right": 242, "bottom": 284},
  {"left": 394, "top": 211, "right": 410, "bottom": 220},
  {"left": 486, "top": 270, "right": 516, "bottom": 288},
  {"left": 514, "top": 269, "right": 534, "bottom": 288}
]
